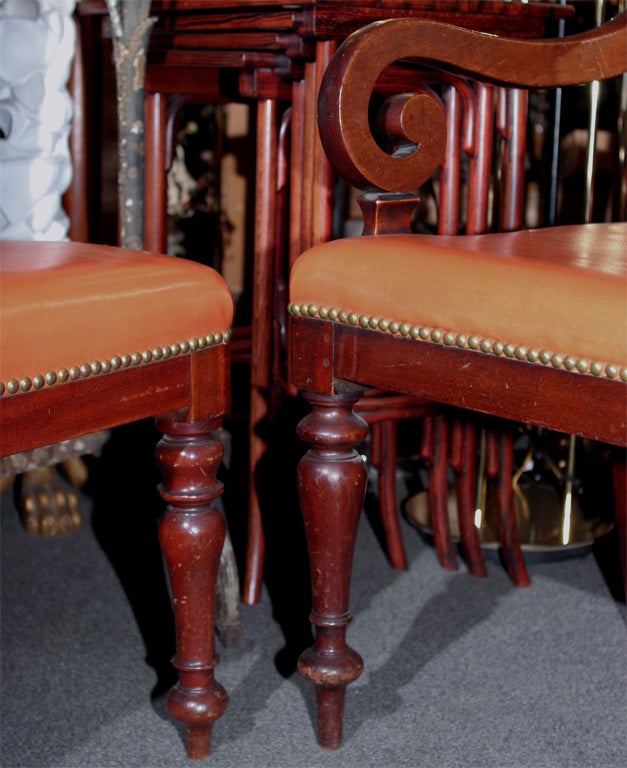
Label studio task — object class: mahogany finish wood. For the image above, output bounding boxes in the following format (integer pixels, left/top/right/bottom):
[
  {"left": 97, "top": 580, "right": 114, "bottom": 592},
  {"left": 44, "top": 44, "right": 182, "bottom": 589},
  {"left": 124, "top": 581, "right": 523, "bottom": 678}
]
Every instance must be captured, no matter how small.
[
  {"left": 289, "top": 14, "right": 627, "bottom": 749},
  {"left": 0, "top": 245, "right": 232, "bottom": 760},
  {"left": 75, "top": 0, "right": 573, "bottom": 604}
]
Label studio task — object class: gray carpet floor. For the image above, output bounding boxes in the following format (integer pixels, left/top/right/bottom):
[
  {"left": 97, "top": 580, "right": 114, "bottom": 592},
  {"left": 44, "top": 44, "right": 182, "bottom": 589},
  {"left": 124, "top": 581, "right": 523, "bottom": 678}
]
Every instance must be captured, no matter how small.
[{"left": 1, "top": 427, "right": 626, "bottom": 768}]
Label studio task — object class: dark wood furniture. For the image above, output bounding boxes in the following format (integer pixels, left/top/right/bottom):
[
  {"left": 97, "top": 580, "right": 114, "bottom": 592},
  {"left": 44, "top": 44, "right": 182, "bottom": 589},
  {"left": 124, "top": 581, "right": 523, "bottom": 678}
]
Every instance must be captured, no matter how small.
[
  {"left": 288, "top": 12, "right": 627, "bottom": 750},
  {"left": 0, "top": 241, "right": 233, "bottom": 759},
  {"left": 135, "top": 0, "right": 573, "bottom": 605},
  {"left": 72, "top": 1, "right": 574, "bottom": 605}
]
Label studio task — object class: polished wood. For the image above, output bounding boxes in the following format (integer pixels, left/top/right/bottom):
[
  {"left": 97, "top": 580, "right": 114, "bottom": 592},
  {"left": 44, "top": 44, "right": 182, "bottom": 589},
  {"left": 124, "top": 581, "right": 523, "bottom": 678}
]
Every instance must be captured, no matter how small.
[
  {"left": 76, "top": 0, "right": 574, "bottom": 604},
  {"left": 0, "top": 243, "right": 233, "bottom": 759},
  {"left": 289, "top": 13, "right": 627, "bottom": 749}
]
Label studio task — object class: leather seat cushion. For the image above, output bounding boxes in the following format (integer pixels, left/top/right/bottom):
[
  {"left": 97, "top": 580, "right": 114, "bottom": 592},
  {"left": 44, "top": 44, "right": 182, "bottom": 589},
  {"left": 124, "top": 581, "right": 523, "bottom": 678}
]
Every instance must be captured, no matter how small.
[
  {"left": 290, "top": 222, "right": 627, "bottom": 370},
  {"left": 1, "top": 241, "right": 233, "bottom": 384}
]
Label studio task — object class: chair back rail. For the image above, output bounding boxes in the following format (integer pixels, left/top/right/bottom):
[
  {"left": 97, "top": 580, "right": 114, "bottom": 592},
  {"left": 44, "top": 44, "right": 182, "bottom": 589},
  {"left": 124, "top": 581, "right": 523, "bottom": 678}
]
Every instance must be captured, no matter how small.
[{"left": 318, "top": 12, "right": 627, "bottom": 192}]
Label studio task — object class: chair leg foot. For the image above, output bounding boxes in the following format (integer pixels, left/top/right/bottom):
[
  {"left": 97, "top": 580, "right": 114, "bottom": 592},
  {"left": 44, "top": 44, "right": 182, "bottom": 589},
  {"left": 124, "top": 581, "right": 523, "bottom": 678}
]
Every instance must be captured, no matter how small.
[
  {"left": 296, "top": 391, "right": 368, "bottom": 748},
  {"left": 156, "top": 417, "right": 229, "bottom": 758}
]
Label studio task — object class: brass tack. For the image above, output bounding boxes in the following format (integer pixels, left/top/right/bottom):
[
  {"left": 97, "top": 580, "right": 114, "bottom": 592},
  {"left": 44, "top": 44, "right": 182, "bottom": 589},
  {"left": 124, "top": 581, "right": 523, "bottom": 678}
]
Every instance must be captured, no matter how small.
[
  {"left": 492, "top": 341, "right": 504, "bottom": 356},
  {"left": 0, "top": 382, "right": 4, "bottom": 396},
  {"left": 443, "top": 331, "right": 456, "bottom": 346},
  {"left": 121, "top": 354, "right": 132, "bottom": 367},
  {"left": 514, "top": 346, "right": 527, "bottom": 361},
  {"left": 527, "top": 349, "right": 539, "bottom": 363},
  {"left": 180, "top": 341, "right": 190, "bottom": 354},
  {"left": 359, "top": 315, "right": 370, "bottom": 329},
  {"left": 388, "top": 320, "right": 399, "bottom": 334},
  {"left": 161, "top": 346, "right": 172, "bottom": 359},
  {"left": 308, "top": 304, "right": 318, "bottom": 316},
  {"left": 590, "top": 361, "right": 603, "bottom": 376},
  {"left": 620, "top": 368, "right": 627, "bottom": 382},
  {"left": 328, "top": 308, "right": 338, "bottom": 321},
  {"left": 45, "top": 371, "right": 57, "bottom": 386},
  {"left": 378, "top": 319, "right": 390, "bottom": 332},
  {"left": 419, "top": 327, "right": 430, "bottom": 340},
  {"left": 539, "top": 350, "right": 552, "bottom": 365},
  {"left": 503, "top": 343, "right": 516, "bottom": 358},
  {"left": 20, "top": 377, "right": 32, "bottom": 392},
  {"left": 399, "top": 322, "right": 411, "bottom": 337},
  {"left": 33, "top": 376, "right": 45, "bottom": 390},
  {"left": 468, "top": 335, "right": 480, "bottom": 350},
  {"left": 69, "top": 366, "right": 81, "bottom": 380},
  {"left": 550, "top": 354, "right": 563, "bottom": 368},
  {"left": 214, "top": 332, "right": 224, "bottom": 344},
  {"left": 410, "top": 326, "right": 420, "bottom": 340},
  {"left": 563, "top": 356, "right": 577, "bottom": 371},
  {"left": 130, "top": 352, "right": 141, "bottom": 366},
  {"left": 111, "top": 356, "right": 122, "bottom": 370},
  {"left": 575, "top": 357, "right": 589, "bottom": 373},
  {"left": 605, "top": 364, "right": 617, "bottom": 378},
  {"left": 188, "top": 338, "right": 198, "bottom": 351},
  {"left": 348, "top": 312, "right": 358, "bottom": 326},
  {"left": 456, "top": 334, "right": 466, "bottom": 348},
  {"left": 91, "top": 361, "right": 102, "bottom": 375},
  {"left": 101, "top": 360, "right": 112, "bottom": 373},
  {"left": 319, "top": 306, "right": 329, "bottom": 319},
  {"left": 58, "top": 368, "right": 69, "bottom": 383},
  {"left": 431, "top": 329, "right": 442, "bottom": 343},
  {"left": 225, "top": 330, "right": 232, "bottom": 343},
  {"left": 7, "top": 379, "right": 19, "bottom": 394},
  {"left": 80, "top": 364, "right": 91, "bottom": 377},
  {"left": 170, "top": 344, "right": 181, "bottom": 356}
]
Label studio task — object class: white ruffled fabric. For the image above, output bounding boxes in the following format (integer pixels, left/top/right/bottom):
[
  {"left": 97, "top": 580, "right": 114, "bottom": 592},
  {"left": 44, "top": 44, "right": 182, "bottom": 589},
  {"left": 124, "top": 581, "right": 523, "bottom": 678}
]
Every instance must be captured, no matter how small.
[{"left": 0, "top": 0, "right": 77, "bottom": 241}]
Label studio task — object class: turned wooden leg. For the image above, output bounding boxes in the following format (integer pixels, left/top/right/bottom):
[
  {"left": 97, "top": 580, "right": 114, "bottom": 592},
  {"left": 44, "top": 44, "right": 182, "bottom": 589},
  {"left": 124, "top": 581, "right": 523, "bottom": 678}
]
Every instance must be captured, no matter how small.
[
  {"left": 156, "top": 417, "right": 228, "bottom": 759},
  {"left": 296, "top": 391, "right": 368, "bottom": 749}
]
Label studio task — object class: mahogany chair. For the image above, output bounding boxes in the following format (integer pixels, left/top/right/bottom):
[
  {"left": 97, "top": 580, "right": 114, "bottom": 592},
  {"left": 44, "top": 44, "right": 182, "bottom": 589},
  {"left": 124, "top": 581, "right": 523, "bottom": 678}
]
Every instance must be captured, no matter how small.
[
  {"left": 0, "top": 240, "right": 233, "bottom": 759},
  {"left": 288, "top": 14, "right": 627, "bottom": 750}
]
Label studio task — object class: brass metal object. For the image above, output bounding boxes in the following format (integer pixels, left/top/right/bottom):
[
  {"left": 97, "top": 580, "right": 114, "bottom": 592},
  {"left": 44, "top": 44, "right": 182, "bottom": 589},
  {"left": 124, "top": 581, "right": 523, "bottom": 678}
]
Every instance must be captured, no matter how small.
[
  {"left": 288, "top": 303, "right": 627, "bottom": 382},
  {"left": 0, "top": 330, "right": 232, "bottom": 397},
  {"left": 405, "top": 435, "right": 614, "bottom": 560}
]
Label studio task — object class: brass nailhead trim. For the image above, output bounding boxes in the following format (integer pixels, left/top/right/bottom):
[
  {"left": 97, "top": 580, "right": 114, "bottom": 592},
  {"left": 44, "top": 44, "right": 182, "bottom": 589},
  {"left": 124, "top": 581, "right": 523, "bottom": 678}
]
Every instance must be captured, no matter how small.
[
  {"left": 288, "top": 303, "right": 626, "bottom": 382},
  {"left": 0, "top": 330, "right": 232, "bottom": 398}
]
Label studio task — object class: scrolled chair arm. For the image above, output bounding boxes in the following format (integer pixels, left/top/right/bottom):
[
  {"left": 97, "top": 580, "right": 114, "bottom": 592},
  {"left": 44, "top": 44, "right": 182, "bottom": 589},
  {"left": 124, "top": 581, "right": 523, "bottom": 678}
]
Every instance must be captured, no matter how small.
[{"left": 317, "top": 11, "right": 627, "bottom": 193}]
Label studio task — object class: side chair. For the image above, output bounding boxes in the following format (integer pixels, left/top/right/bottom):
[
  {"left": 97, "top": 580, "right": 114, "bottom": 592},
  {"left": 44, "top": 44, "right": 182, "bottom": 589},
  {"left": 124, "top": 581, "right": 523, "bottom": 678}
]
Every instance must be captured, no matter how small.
[
  {"left": 0, "top": 240, "right": 233, "bottom": 759},
  {"left": 288, "top": 14, "right": 627, "bottom": 749}
]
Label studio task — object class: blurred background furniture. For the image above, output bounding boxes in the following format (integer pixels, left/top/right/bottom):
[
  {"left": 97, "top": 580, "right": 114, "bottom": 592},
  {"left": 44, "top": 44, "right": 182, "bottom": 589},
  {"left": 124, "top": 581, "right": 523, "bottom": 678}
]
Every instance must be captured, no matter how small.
[{"left": 288, "top": 11, "right": 626, "bottom": 748}]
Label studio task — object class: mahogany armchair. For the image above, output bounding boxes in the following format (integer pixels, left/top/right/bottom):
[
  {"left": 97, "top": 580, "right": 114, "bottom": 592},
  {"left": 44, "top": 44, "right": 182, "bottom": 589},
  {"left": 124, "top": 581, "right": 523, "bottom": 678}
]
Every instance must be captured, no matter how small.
[
  {"left": 0, "top": 240, "right": 233, "bottom": 759},
  {"left": 288, "top": 14, "right": 627, "bottom": 749}
]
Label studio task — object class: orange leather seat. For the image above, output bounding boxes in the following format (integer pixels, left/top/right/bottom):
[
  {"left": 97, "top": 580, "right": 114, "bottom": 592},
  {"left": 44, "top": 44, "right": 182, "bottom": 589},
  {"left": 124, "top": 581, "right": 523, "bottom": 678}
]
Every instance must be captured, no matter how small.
[
  {"left": 290, "top": 223, "right": 627, "bottom": 377},
  {"left": 1, "top": 241, "right": 233, "bottom": 398}
]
